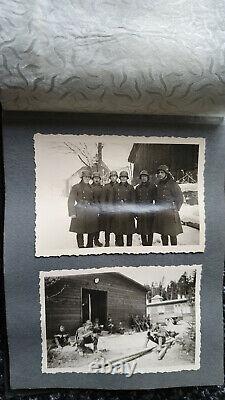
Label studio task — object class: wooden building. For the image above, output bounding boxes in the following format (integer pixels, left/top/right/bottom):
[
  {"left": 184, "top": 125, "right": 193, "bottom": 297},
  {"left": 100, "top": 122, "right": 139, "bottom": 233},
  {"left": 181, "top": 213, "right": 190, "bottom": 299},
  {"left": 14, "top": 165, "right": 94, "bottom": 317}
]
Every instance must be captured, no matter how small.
[
  {"left": 45, "top": 272, "right": 147, "bottom": 338},
  {"left": 128, "top": 143, "right": 199, "bottom": 183}
]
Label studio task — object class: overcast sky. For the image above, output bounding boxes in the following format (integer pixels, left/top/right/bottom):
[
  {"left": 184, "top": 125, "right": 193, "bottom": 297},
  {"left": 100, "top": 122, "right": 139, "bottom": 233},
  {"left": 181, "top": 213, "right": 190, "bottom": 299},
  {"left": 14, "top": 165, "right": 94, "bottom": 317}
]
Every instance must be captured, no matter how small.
[
  {"left": 35, "top": 134, "right": 133, "bottom": 187},
  {"left": 47, "top": 265, "right": 197, "bottom": 288},
  {"left": 35, "top": 133, "right": 198, "bottom": 189},
  {"left": 118, "top": 265, "right": 195, "bottom": 286}
]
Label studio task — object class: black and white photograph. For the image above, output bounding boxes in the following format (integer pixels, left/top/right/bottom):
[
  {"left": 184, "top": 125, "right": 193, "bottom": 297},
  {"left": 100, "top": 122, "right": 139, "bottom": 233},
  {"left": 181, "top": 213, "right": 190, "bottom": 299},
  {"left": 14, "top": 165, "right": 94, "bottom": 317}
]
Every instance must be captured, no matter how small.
[
  {"left": 40, "top": 265, "right": 201, "bottom": 375},
  {"left": 35, "top": 134, "right": 205, "bottom": 256}
]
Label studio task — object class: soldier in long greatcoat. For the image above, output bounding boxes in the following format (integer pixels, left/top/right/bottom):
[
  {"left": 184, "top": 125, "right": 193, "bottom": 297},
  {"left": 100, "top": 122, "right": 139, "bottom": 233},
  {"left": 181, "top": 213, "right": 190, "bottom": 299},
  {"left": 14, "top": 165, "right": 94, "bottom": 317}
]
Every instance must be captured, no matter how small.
[
  {"left": 91, "top": 171, "right": 103, "bottom": 247},
  {"left": 135, "top": 170, "right": 156, "bottom": 246},
  {"left": 102, "top": 170, "right": 118, "bottom": 247},
  {"left": 154, "top": 165, "right": 183, "bottom": 246},
  {"left": 112, "top": 170, "right": 135, "bottom": 247},
  {"left": 68, "top": 170, "right": 98, "bottom": 248}
]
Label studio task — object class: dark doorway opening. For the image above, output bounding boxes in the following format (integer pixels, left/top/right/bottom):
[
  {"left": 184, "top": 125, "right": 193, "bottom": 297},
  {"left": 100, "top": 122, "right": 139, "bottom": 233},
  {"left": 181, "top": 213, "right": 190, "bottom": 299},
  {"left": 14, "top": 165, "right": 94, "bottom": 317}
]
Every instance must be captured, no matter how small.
[{"left": 82, "top": 288, "right": 107, "bottom": 326}]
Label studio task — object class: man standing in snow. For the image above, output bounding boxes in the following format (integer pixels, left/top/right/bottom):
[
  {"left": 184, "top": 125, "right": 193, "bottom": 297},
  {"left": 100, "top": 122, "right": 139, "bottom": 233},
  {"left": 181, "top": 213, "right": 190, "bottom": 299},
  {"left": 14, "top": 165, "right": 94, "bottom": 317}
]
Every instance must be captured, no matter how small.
[
  {"left": 154, "top": 165, "right": 183, "bottom": 246},
  {"left": 68, "top": 170, "right": 98, "bottom": 248},
  {"left": 135, "top": 170, "right": 156, "bottom": 246},
  {"left": 112, "top": 170, "right": 135, "bottom": 247},
  {"left": 91, "top": 171, "right": 103, "bottom": 247},
  {"left": 102, "top": 170, "right": 119, "bottom": 247}
]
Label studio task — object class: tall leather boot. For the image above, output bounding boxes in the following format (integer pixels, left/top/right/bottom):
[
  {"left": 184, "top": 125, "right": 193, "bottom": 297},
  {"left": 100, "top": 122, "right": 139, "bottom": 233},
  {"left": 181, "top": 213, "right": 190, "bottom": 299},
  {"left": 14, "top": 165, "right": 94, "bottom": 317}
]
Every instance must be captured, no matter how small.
[
  {"left": 94, "top": 232, "right": 103, "bottom": 247},
  {"left": 127, "top": 234, "right": 133, "bottom": 246},
  {"left": 147, "top": 233, "right": 153, "bottom": 246},
  {"left": 116, "top": 234, "right": 124, "bottom": 246},
  {"left": 170, "top": 235, "right": 177, "bottom": 245},
  {"left": 77, "top": 234, "right": 84, "bottom": 248},
  {"left": 105, "top": 232, "right": 110, "bottom": 247},
  {"left": 86, "top": 233, "right": 94, "bottom": 248},
  {"left": 161, "top": 235, "right": 169, "bottom": 246}
]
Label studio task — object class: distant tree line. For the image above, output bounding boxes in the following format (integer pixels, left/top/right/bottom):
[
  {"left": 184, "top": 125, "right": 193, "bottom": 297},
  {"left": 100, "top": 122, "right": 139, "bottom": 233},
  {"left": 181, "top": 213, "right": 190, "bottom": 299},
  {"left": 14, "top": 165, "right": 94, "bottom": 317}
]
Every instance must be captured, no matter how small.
[{"left": 145, "top": 271, "right": 196, "bottom": 304}]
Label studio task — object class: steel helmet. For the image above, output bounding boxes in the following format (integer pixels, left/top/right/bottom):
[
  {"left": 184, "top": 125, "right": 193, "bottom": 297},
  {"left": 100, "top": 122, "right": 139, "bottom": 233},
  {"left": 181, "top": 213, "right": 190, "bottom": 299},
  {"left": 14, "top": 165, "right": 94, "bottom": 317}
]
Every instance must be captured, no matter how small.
[
  {"left": 119, "top": 170, "right": 129, "bottom": 178},
  {"left": 81, "top": 170, "right": 91, "bottom": 178},
  {"left": 157, "top": 165, "right": 170, "bottom": 174},
  {"left": 109, "top": 170, "right": 118, "bottom": 178},
  {"left": 140, "top": 170, "right": 149, "bottom": 177},
  {"left": 92, "top": 171, "right": 101, "bottom": 179}
]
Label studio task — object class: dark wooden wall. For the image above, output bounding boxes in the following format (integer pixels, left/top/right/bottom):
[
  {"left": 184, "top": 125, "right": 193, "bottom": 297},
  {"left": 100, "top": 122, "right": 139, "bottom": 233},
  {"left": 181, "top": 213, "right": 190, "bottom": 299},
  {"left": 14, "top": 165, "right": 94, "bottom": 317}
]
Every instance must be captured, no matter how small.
[
  {"left": 45, "top": 273, "right": 146, "bottom": 338},
  {"left": 129, "top": 144, "right": 199, "bottom": 181}
]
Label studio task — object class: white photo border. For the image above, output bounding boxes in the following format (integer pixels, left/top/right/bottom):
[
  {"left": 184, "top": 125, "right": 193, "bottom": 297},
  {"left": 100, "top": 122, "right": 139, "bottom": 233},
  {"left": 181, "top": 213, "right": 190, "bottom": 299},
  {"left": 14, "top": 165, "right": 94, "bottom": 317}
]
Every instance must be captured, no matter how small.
[
  {"left": 40, "top": 264, "right": 202, "bottom": 375},
  {"left": 34, "top": 134, "right": 206, "bottom": 256}
]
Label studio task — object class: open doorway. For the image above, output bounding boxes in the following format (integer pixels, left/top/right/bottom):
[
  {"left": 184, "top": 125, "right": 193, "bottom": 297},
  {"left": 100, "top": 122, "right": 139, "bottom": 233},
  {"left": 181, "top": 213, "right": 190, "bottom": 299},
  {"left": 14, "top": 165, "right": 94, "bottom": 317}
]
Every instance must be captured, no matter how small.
[{"left": 82, "top": 288, "right": 107, "bottom": 326}]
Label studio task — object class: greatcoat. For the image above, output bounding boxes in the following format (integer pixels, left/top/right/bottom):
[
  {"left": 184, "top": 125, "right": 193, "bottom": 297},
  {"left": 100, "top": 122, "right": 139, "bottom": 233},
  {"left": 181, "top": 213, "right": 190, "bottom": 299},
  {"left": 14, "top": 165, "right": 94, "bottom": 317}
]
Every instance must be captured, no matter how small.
[
  {"left": 112, "top": 182, "right": 135, "bottom": 234},
  {"left": 68, "top": 181, "right": 98, "bottom": 234},
  {"left": 153, "top": 176, "right": 183, "bottom": 236},
  {"left": 135, "top": 181, "right": 156, "bottom": 235},
  {"left": 101, "top": 181, "right": 118, "bottom": 233},
  {"left": 91, "top": 182, "right": 104, "bottom": 231}
]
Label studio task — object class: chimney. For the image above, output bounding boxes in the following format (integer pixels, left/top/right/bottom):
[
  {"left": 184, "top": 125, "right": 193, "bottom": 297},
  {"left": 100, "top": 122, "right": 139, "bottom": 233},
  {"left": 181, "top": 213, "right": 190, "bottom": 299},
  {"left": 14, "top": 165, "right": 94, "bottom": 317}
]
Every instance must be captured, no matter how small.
[{"left": 97, "top": 143, "right": 103, "bottom": 170}]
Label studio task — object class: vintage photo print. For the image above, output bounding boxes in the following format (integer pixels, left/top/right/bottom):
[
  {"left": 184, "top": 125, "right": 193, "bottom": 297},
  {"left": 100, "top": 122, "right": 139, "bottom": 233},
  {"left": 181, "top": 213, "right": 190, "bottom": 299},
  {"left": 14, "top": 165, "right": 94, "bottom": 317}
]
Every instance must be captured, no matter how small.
[
  {"left": 34, "top": 134, "right": 205, "bottom": 256},
  {"left": 40, "top": 265, "right": 201, "bottom": 375}
]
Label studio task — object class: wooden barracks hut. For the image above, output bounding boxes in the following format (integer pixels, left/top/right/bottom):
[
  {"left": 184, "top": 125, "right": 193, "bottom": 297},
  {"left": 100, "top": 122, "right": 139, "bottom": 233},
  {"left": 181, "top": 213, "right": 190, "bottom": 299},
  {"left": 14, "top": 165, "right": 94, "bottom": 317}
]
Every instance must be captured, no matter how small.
[
  {"left": 128, "top": 143, "right": 199, "bottom": 182},
  {"left": 45, "top": 272, "right": 147, "bottom": 338}
]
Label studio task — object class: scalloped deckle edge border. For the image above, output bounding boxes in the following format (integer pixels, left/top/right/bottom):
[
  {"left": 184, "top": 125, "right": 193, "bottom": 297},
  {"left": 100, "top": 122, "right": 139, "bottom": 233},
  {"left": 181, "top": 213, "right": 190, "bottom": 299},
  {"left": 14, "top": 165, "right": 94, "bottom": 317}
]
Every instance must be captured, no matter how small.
[
  {"left": 39, "top": 264, "right": 201, "bottom": 376},
  {"left": 34, "top": 133, "right": 206, "bottom": 257}
]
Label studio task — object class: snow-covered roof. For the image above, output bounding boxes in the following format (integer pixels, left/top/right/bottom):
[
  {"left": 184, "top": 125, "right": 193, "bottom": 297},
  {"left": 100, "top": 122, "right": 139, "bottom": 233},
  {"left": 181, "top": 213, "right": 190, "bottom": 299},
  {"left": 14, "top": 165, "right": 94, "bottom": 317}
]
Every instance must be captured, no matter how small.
[
  {"left": 147, "top": 298, "right": 188, "bottom": 307},
  {"left": 152, "top": 295, "right": 163, "bottom": 300}
]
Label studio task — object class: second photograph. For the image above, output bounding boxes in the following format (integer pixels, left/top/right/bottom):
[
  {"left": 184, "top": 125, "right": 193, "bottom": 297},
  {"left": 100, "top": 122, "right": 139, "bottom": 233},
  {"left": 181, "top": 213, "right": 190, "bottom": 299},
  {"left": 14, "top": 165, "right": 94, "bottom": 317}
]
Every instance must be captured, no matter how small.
[{"left": 40, "top": 264, "right": 201, "bottom": 375}]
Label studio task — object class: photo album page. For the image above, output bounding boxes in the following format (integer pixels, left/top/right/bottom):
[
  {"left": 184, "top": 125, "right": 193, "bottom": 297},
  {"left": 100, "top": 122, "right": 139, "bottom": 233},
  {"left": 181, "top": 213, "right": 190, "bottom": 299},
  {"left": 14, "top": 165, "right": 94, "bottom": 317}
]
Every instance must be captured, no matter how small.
[{"left": 3, "top": 112, "right": 225, "bottom": 390}]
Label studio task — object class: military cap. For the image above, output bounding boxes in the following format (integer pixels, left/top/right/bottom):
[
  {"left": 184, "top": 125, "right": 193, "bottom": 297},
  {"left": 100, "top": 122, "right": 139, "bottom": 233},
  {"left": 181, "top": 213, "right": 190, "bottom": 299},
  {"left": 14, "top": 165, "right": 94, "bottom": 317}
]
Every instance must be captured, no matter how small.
[
  {"left": 109, "top": 170, "right": 118, "bottom": 177},
  {"left": 81, "top": 170, "right": 91, "bottom": 178},
  {"left": 140, "top": 170, "right": 149, "bottom": 177},
  {"left": 157, "top": 164, "right": 170, "bottom": 174},
  {"left": 119, "top": 170, "right": 129, "bottom": 178},
  {"left": 92, "top": 171, "right": 101, "bottom": 178}
]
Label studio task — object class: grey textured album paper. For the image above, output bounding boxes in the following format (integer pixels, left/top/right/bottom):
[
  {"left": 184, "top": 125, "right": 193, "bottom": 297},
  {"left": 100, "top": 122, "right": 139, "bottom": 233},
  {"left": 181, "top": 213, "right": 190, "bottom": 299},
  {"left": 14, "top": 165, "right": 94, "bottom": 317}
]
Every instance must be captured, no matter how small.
[
  {"left": 1, "top": 1, "right": 225, "bottom": 115},
  {"left": 3, "top": 112, "right": 225, "bottom": 390}
]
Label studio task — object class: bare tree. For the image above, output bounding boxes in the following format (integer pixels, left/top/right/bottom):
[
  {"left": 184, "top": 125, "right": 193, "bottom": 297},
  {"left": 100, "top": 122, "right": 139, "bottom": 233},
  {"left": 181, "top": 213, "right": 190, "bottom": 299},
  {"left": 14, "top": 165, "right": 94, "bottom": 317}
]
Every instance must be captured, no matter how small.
[
  {"left": 62, "top": 141, "right": 94, "bottom": 168},
  {"left": 52, "top": 140, "right": 106, "bottom": 172},
  {"left": 45, "top": 277, "right": 68, "bottom": 303}
]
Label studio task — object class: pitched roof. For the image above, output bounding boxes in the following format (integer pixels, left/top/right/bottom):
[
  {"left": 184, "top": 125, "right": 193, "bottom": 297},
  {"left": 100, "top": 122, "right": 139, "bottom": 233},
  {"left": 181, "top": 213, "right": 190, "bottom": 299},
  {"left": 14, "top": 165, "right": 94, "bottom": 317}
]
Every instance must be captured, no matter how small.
[{"left": 63, "top": 271, "right": 147, "bottom": 292}]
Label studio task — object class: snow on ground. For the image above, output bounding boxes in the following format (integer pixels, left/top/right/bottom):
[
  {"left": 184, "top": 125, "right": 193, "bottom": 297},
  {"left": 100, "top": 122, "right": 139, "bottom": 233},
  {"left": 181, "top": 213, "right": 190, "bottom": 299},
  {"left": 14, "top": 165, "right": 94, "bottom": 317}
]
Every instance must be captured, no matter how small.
[
  {"left": 48, "top": 330, "right": 195, "bottom": 373},
  {"left": 36, "top": 195, "right": 200, "bottom": 256},
  {"left": 180, "top": 204, "right": 199, "bottom": 225}
]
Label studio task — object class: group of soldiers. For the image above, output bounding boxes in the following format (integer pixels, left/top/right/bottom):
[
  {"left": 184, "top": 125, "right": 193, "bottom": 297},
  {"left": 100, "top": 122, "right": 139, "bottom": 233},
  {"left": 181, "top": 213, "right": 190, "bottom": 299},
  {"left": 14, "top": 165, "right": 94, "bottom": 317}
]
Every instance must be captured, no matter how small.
[
  {"left": 53, "top": 317, "right": 125, "bottom": 355},
  {"left": 53, "top": 321, "right": 99, "bottom": 355},
  {"left": 52, "top": 317, "right": 179, "bottom": 356},
  {"left": 68, "top": 165, "right": 184, "bottom": 248},
  {"left": 130, "top": 314, "right": 152, "bottom": 332}
]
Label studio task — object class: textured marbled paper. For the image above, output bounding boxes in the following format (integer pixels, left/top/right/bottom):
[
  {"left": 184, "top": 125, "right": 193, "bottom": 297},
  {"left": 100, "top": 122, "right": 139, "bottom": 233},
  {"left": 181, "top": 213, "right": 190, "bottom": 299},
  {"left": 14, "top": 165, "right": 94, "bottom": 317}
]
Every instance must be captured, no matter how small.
[{"left": 0, "top": 1, "right": 225, "bottom": 115}]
